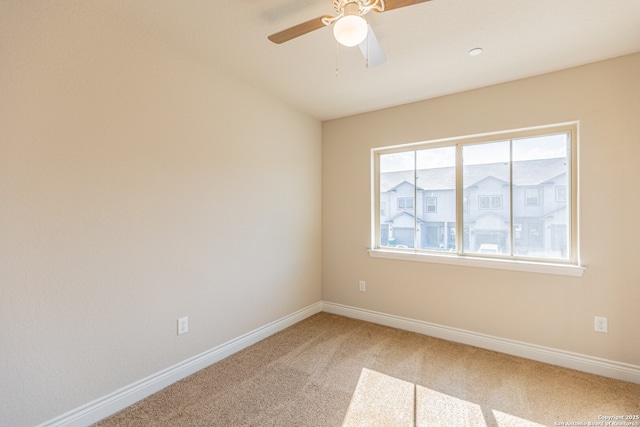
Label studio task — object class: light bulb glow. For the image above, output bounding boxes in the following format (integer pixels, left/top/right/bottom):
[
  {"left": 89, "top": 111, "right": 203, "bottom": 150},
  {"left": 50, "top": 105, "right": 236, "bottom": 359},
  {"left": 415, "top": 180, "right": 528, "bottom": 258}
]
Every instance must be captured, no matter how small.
[{"left": 333, "top": 15, "right": 368, "bottom": 47}]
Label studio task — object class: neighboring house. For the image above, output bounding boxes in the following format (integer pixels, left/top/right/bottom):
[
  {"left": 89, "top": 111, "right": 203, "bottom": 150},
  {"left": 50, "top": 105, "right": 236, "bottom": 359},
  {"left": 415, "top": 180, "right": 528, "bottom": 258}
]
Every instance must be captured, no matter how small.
[{"left": 380, "top": 157, "right": 568, "bottom": 257}]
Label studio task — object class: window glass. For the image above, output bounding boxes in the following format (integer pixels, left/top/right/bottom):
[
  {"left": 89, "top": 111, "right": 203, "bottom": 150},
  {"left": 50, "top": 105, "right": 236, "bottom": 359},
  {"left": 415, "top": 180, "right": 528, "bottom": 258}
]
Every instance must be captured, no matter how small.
[
  {"left": 416, "top": 146, "right": 455, "bottom": 251},
  {"left": 374, "top": 124, "right": 576, "bottom": 265},
  {"left": 380, "top": 151, "right": 415, "bottom": 248},
  {"left": 556, "top": 186, "right": 567, "bottom": 202},
  {"left": 463, "top": 141, "right": 511, "bottom": 255},
  {"left": 512, "top": 133, "right": 569, "bottom": 259},
  {"left": 426, "top": 198, "right": 437, "bottom": 213}
]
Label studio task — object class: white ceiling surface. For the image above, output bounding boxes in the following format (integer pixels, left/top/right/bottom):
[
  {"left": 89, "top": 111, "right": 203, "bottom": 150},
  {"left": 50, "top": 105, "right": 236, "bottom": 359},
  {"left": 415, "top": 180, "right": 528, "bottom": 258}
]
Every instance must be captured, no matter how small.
[{"left": 106, "top": 0, "right": 640, "bottom": 121}]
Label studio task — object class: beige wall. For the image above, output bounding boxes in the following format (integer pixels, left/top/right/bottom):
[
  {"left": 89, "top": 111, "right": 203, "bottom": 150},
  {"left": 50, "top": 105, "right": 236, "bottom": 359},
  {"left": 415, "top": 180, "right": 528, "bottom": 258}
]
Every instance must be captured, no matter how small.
[
  {"left": 0, "top": 3, "right": 321, "bottom": 426},
  {"left": 322, "top": 53, "right": 640, "bottom": 366}
]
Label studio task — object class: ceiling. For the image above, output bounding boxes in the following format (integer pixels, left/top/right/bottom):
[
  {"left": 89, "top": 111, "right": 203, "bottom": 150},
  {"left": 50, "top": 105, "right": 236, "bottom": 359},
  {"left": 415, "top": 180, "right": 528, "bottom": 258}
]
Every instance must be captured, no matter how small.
[{"left": 106, "top": 0, "right": 640, "bottom": 121}]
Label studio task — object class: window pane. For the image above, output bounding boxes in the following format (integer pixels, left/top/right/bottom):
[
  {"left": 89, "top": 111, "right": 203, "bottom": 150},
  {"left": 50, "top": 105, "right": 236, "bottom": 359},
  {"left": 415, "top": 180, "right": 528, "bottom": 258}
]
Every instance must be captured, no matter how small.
[
  {"left": 416, "top": 146, "right": 456, "bottom": 251},
  {"left": 379, "top": 151, "right": 415, "bottom": 248},
  {"left": 524, "top": 188, "right": 540, "bottom": 206},
  {"left": 512, "top": 133, "right": 569, "bottom": 259},
  {"left": 463, "top": 141, "right": 511, "bottom": 255}
]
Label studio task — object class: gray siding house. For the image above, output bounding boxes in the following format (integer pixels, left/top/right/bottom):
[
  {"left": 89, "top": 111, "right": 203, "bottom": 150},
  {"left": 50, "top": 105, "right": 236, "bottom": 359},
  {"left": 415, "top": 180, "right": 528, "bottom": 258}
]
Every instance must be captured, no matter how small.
[{"left": 380, "top": 157, "right": 568, "bottom": 258}]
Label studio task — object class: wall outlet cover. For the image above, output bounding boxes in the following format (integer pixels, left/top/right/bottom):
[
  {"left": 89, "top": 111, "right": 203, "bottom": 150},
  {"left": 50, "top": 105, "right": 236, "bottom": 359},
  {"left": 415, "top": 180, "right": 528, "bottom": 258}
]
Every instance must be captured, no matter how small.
[
  {"left": 178, "top": 316, "right": 189, "bottom": 335},
  {"left": 594, "top": 316, "right": 608, "bottom": 333}
]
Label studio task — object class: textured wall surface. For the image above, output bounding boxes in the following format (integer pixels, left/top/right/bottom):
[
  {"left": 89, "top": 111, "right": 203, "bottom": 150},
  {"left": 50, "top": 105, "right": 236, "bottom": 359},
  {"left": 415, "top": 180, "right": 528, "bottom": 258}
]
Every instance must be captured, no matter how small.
[
  {"left": 0, "top": 3, "right": 321, "bottom": 426},
  {"left": 322, "top": 53, "right": 640, "bottom": 367}
]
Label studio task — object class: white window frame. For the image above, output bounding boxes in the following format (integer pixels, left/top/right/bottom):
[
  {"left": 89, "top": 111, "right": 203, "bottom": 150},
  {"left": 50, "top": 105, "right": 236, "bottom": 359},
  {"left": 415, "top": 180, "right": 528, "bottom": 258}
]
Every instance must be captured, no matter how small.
[{"left": 369, "top": 122, "right": 584, "bottom": 277}]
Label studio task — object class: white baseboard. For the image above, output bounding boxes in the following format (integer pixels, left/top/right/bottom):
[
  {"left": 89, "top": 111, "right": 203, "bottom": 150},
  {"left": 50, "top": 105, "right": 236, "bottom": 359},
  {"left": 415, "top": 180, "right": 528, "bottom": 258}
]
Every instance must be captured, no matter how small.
[
  {"left": 321, "top": 301, "right": 640, "bottom": 385},
  {"left": 37, "top": 302, "right": 323, "bottom": 427}
]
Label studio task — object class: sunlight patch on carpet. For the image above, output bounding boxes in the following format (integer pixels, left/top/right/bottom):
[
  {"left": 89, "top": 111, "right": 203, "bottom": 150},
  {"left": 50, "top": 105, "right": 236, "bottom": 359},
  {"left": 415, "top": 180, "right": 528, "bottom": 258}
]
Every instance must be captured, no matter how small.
[
  {"left": 342, "top": 368, "right": 414, "bottom": 427},
  {"left": 343, "top": 368, "right": 547, "bottom": 427},
  {"left": 416, "top": 385, "right": 486, "bottom": 427},
  {"left": 492, "top": 410, "right": 547, "bottom": 427}
]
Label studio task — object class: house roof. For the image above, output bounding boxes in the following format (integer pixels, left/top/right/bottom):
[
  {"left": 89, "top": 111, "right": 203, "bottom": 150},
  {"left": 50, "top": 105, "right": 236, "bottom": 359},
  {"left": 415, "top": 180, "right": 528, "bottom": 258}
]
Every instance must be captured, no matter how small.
[
  {"left": 385, "top": 211, "right": 426, "bottom": 224},
  {"left": 381, "top": 157, "right": 567, "bottom": 192},
  {"left": 380, "top": 167, "right": 454, "bottom": 192},
  {"left": 386, "top": 180, "right": 424, "bottom": 192}
]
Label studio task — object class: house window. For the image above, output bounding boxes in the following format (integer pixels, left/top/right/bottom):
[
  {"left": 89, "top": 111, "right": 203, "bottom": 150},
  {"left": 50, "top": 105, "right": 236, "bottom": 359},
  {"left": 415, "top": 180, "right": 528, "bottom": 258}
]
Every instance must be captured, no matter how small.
[
  {"left": 479, "top": 195, "right": 502, "bottom": 210},
  {"left": 373, "top": 123, "right": 579, "bottom": 268},
  {"left": 398, "top": 197, "right": 414, "bottom": 209},
  {"left": 525, "top": 187, "right": 540, "bottom": 206},
  {"left": 426, "top": 197, "right": 437, "bottom": 213},
  {"left": 381, "top": 202, "right": 387, "bottom": 217}
]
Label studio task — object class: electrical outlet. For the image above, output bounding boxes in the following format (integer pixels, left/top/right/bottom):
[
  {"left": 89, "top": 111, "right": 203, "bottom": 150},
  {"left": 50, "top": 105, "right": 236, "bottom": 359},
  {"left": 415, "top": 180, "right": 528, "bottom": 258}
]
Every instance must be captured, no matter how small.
[
  {"left": 178, "top": 316, "right": 189, "bottom": 335},
  {"left": 594, "top": 316, "right": 608, "bottom": 333},
  {"left": 359, "top": 280, "right": 366, "bottom": 292}
]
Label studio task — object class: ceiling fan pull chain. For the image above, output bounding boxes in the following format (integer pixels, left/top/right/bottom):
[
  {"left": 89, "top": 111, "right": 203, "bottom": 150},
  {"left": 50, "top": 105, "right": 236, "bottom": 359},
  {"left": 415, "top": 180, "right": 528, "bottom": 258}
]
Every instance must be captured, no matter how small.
[
  {"left": 366, "top": 31, "right": 370, "bottom": 68},
  {"left": 336, "top": 40, "right": 340, "bottom": 78}
]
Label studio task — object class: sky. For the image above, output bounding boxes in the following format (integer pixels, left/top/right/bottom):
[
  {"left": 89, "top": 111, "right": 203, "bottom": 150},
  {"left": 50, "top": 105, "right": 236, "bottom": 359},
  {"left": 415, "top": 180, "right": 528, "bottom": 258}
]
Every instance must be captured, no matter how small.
[{"left": 379, "top": 133, "right": 568, "bottom": 173}]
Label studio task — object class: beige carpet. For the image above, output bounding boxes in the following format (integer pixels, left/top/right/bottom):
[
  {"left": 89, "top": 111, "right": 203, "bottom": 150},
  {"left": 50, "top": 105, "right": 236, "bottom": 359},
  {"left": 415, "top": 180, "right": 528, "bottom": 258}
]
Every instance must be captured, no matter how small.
[{"left": 94, "top": 313, "right": 640, "bottom": 426}]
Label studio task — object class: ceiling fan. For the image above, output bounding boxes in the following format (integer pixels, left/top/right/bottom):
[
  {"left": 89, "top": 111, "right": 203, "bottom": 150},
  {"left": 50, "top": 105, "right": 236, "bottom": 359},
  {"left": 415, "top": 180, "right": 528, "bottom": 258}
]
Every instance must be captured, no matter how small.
[{"left": 268, "top": 0, "right": 430, "bottom": 67}]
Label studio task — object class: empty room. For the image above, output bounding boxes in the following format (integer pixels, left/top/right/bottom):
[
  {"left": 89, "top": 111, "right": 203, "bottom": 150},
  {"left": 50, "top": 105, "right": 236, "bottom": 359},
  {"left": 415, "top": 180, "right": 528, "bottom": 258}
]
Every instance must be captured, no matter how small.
[{"left": 1, "top": 1, "right": 639, "bottom": 426}]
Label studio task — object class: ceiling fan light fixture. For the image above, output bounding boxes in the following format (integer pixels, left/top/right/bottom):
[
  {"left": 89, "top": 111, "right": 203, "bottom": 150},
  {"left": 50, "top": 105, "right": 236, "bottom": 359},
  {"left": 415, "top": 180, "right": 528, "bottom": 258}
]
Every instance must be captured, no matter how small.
[{"left": 333, "top": 14, "right": 368, "bottom": 47}]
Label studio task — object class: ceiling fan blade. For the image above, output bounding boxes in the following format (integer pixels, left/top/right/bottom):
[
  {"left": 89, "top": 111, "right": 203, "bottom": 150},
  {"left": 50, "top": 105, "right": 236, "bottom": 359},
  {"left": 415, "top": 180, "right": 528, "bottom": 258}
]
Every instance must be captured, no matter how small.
[
  {"left": 358, "top": 25, "right": 386, "bottom": 68},
  {"left": 268, "top": 16, "right": 332, "bottom": 44},
  {"left": 382, "top": 0, "right": 431, "bottom": 12}
]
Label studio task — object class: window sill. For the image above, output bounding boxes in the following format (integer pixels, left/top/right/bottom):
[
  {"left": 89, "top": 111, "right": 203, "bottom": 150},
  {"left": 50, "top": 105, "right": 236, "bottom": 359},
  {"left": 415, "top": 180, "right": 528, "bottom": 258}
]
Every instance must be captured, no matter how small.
[{"left": 368, "top": 249, "right": 585, "bottom": 277}]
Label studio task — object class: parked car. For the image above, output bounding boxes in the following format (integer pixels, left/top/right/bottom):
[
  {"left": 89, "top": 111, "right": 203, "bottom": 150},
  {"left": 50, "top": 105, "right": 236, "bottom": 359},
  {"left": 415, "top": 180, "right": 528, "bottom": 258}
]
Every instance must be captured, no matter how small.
[{"left": 478, "top": 244, "right": 499, "bottom": 254}]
